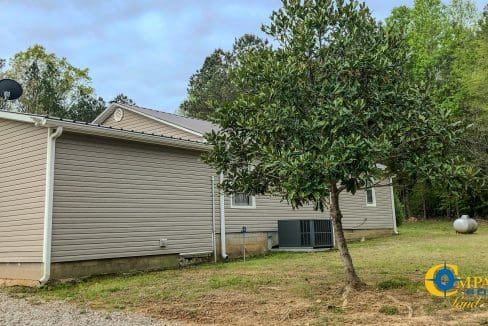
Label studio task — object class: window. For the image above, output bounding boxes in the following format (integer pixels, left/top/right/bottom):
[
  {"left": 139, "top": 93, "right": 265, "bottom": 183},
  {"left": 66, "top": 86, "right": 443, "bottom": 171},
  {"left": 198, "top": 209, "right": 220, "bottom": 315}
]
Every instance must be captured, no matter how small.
[
  {"left": 365, "top": 180, "right": 376, "bottom": 207},
  {"left": 231, "top": 192, "right": 256, "bottom": 208}
]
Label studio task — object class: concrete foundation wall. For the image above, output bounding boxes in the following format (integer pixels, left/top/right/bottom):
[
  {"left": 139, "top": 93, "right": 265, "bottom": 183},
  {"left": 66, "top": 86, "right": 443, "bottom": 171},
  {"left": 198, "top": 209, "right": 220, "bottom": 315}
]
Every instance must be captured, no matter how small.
[
  {"left": 0, "top": 262, "right": 42, "bottom": 286},
  {"left": 216, "top": 232, "right": 276, "bottom": 258},
  {"left": 217, "top": 229, "right": 393, "bottom": 259},
  {"left": 50, "top": 254, "right": 181, "bottom": 280}
]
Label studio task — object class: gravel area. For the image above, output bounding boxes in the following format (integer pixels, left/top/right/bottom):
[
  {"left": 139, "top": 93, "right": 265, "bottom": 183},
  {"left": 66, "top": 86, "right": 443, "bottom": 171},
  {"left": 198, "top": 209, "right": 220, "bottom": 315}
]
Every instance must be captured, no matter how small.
[{"left": 0, "top": 293, "right": 175, "bottom": 326}]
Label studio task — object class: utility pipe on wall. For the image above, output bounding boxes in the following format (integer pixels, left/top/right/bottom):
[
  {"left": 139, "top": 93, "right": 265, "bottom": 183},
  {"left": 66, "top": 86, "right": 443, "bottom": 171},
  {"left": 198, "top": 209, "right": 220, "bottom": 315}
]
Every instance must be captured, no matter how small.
[
  {"left": 39, "top": 127, "right": 63, "bottom": 286},
  {"left": 219, "top": 173, "right": 228, "bottom": 259}
]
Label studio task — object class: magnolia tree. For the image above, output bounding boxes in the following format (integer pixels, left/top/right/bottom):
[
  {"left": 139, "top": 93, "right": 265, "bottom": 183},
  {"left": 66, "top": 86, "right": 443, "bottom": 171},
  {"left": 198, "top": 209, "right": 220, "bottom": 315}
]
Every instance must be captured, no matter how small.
[{"left": 204, "top": 0, "right": 463, "bottom": 289}]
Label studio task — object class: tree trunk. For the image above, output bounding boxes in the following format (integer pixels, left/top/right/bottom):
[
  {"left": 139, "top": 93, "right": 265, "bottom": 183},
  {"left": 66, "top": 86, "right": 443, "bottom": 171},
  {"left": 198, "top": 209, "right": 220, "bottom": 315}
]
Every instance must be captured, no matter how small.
[
  {"left": 423, "top": 198, "right": 426, "bottom": 220},
  {"left": 330, "top": 184, "right": 365, "bottom": 289}
]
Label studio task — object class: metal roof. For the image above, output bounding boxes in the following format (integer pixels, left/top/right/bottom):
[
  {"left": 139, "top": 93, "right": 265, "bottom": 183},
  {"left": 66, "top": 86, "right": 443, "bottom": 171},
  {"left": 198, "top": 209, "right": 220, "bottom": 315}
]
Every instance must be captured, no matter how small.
[{"left": 93, "top": 103, "right": 219, "bottom": 136}]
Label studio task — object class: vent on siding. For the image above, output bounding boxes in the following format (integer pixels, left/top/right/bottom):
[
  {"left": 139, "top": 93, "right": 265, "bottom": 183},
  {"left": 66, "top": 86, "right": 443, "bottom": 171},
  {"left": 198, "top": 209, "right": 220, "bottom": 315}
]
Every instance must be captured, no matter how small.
[{"left": 114, "top": 108, "right": 124, "bottom": 122}]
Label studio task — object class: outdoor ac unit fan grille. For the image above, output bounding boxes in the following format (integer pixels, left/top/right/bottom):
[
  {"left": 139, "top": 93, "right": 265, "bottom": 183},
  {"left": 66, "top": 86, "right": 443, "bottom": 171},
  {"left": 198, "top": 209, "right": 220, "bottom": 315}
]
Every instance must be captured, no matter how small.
[{"left": 278, "top": 219, "right": 334, "bottom": 248}]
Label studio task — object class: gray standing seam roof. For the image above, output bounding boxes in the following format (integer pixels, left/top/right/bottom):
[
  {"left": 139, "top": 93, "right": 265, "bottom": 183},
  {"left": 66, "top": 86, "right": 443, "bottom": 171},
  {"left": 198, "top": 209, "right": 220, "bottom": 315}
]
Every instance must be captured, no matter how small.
[{"left": 124, "top": 104, "right": 219, "bottom": 135}]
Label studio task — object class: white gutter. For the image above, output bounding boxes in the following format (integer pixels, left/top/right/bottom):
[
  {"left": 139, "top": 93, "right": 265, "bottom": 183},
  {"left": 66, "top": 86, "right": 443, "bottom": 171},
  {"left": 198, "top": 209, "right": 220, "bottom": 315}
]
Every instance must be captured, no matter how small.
[
  {"left": 389, "top": 176, "right": 399, "bottom": 235},
  {"left": 42, "top": 119, "right": 210, "bottom": 152},
  {"left": 219, "top": 173, "right": 228, "bottom": 259},
  {"left": 0, "top": 110, "right": 37, "bottom": 123},
  {"left": 0, "top": 111, "right": 210, "bottom": 152},
  {"left": 39, "top": 127, "right": 63, "bottom": 286}
]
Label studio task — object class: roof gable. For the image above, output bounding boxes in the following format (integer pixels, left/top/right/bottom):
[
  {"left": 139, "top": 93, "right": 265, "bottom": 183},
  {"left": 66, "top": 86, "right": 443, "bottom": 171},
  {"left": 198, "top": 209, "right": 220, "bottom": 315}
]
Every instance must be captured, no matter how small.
[
  {"left": 102, "top": 108, "right": 203, "bottom": 141},
  {"left": 93, "top": 103, "right": 218, "bottom": 136}
]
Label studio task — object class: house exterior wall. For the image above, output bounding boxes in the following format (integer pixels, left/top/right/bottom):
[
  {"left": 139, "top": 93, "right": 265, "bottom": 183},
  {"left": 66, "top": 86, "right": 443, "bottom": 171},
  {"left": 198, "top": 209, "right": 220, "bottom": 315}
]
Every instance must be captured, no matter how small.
[
  {"left": 99, "top": 109, "right": 393, "bottom": 234},
  {"left": 101, "top": 108, "right": 202, "bottom": 141},
  {"left": 218, "top": 182, "right": 393, "bottom": 234},
  {"left": 51, "top": 132, "right": 217, "bottom": 262},
  {"left": 221, "top": 196, "right": 325, "bottom": 233},
  {"left": 340, "top": 183, "right": 394, "bottom": 229},
  {"left": 50, "top": 131, "right": 393, "bottom": 264},
  {"left": 0, "top": 119, "right": 47, "bottom": 264}
]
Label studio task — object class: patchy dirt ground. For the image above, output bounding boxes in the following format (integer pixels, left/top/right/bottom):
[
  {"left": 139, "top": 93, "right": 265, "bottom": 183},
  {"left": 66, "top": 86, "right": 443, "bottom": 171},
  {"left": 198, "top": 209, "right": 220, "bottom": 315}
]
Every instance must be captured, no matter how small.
[{"left": 135, "top": 284, "right": 488, "bottom": 325}]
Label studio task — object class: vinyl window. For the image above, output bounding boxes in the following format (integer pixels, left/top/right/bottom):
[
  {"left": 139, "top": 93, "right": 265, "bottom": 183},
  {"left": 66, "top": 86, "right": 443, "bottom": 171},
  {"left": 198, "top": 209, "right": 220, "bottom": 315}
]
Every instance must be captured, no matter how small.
[
  {"left": 365, "top": 180, "right": 376, "bottom": 207},
  {"left": 230, "top": 192, "right": 256, "bottom": 208}
]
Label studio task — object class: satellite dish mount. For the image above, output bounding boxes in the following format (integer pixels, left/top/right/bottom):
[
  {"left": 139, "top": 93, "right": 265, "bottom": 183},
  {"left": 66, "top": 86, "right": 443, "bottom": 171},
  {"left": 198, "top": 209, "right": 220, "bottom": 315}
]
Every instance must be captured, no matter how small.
[{"left": 0, "top": 78, "right": 23, "bottom": 110}]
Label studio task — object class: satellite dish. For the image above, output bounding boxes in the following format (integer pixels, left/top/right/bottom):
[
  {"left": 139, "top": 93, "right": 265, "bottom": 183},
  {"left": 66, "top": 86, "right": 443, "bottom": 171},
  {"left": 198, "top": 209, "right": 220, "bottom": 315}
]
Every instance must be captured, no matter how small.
[{"left": 0, "top": 79, "right": 23, "bottom": 101}]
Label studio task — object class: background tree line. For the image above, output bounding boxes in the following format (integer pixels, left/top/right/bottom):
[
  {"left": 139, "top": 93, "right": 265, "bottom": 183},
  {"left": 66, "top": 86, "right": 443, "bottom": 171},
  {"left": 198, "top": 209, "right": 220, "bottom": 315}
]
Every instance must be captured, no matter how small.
[
  {"left": 179, "top": 0, "right": 488, "bottom": 219},
  {"left": 0, "top": 45, "right": 136, "bottom": 122}
]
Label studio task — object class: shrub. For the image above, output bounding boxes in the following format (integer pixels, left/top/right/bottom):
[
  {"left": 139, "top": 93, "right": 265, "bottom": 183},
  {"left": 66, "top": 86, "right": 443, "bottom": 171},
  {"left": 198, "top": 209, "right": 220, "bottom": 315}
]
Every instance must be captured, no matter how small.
[{"left": 379, "top": 305, "right": 399, "bottom": 315}]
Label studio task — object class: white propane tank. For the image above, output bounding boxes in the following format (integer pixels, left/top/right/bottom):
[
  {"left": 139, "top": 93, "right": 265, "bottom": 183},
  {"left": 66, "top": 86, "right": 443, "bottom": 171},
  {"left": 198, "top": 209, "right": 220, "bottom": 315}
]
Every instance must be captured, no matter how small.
[{"left": 453, "top": 215, "right": 478, "bottom": 234}]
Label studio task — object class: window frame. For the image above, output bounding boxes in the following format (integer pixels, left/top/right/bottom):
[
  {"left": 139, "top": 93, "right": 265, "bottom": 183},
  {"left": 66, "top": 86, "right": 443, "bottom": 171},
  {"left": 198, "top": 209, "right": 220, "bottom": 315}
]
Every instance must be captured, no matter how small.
[
  {"left": 365, "top": 179, "right": 376, "bottom": 207},
  {"left": 230, "top": 192, "right": 256, "bottom": 209}
]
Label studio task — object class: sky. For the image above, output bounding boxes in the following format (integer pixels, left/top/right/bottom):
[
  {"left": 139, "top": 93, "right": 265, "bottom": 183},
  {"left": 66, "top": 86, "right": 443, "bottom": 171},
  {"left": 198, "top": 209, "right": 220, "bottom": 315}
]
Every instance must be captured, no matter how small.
[{"left": 0, "top": 1, "right": 485, "bottom": 113}]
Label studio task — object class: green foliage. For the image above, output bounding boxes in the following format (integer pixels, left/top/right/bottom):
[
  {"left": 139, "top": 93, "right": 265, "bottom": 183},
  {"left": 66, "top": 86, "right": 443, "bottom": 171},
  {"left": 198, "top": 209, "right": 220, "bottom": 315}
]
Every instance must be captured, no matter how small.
[
  {"left": 2, "top": 45, "right": 102, "bottom": 122},
  {"left": 379, "top": 305, "right": 399, "bottom": 315},
  {"left": 394, "top": 193, "right": 405, "bottom": 226},
  {"left": 377, "top": 277, "right": 414, "bottom": 290},
  {"left": 205, "top": 0, "right": 463, "bottom": 211},
  {"left": 109, "top": 93, "right": 136, "bottom": 106},
  {"left": 5, "top": 45, "right": 92, "bottom": 115},
  {"left": 179, "top": 34, "right": 268, "bottom": 120},
  {"left": 386, "top": 1, "right": 487, "bottom": 218},
  {"left": 454, "top": 6, "right": 488, "bottom": 216},
  {"left": 387, "top": 0, "right": 478, "bottom": 113},
  {"left": 67, "top": 95, "right": 106, "bottom": 122}
]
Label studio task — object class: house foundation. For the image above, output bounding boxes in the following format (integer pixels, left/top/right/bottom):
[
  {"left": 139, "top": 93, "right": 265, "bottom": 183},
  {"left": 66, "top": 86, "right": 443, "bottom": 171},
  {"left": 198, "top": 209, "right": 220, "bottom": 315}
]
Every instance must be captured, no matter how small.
[
  {"left": 216, "top": 229, "right": 394, "bottom": 259},
  {"left": 50, "top": 254, "right": 181, "bottom": 280}
]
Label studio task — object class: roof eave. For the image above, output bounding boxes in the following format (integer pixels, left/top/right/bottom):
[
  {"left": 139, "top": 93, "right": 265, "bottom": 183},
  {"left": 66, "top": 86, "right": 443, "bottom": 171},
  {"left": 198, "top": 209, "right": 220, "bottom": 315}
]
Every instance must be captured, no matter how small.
[
  {"left": 0, "top": 111, "right": 210, "bottom": 152},
  {"left": 43, "top": 118, "right": 211, "bottom": 151}
]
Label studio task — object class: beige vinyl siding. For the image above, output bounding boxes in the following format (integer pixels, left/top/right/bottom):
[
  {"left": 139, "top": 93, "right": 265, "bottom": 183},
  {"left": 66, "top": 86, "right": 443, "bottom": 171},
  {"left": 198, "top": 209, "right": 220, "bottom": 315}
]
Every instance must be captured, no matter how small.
[
  {"left": 101, "top": 109, "right": 203, "bottom": 141},
  {"left": 220, "top": 181, "right": 393, "bottom": 233},
  {"left": 0, "top": 119, "right": 47, "bottom": 263},
  {"left": 51, "top": 132, "right": 216, "bottom": 262},
  {"left": 340, "top": 181, "right": 393, "bottom": 229},
  {"left": 222, "top": 196, "right": 325, "bottom": 233}
]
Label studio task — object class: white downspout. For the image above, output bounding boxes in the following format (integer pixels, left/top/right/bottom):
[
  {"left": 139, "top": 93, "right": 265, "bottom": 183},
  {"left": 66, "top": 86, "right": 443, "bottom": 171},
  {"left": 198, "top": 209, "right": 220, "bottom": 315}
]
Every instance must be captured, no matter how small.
[
  {"left": 211, "top": 176, "right": 217, "bottom": 263},
  {"left": 39, "top": 127, "right": 63, "bottom": 286},
  {"left": 219, "top": 173, "right": 228, "bottom": 259},
  {"left": 389, "top": 176, "right": 399, "bottom": 235}
]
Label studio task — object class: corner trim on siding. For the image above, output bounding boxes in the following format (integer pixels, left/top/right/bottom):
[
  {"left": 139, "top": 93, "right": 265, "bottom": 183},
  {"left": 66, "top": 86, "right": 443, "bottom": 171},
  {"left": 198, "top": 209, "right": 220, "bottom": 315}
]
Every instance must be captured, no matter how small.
[
  {"left": 39, "top": 127, "right": 63, "bottom": 286},
  {"left": 389, "top": 176, "right": 399, "bottom": 234}
]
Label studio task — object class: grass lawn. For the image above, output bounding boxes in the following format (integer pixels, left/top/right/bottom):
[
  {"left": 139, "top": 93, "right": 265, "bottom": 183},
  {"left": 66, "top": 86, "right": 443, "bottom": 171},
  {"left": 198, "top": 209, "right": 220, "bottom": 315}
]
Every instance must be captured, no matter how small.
[{"left": 4, "top": 221, "right": 488, "bottom": 325}]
